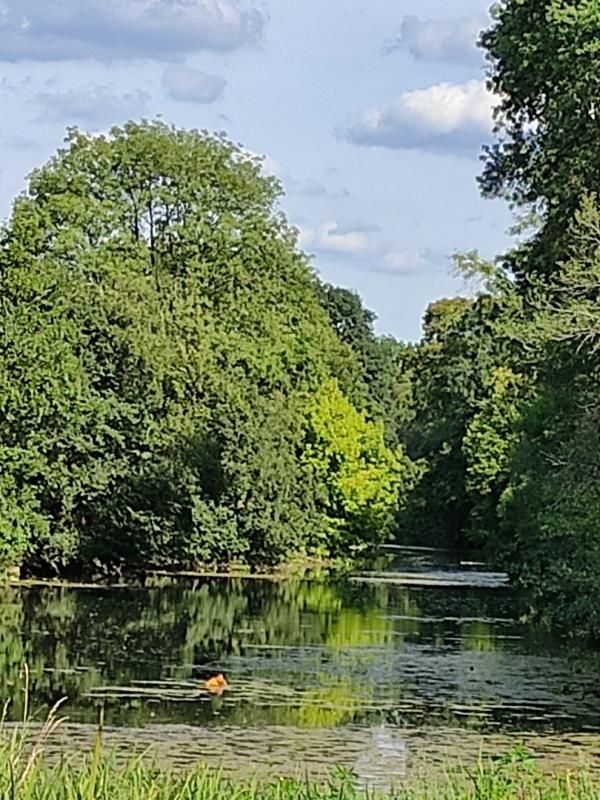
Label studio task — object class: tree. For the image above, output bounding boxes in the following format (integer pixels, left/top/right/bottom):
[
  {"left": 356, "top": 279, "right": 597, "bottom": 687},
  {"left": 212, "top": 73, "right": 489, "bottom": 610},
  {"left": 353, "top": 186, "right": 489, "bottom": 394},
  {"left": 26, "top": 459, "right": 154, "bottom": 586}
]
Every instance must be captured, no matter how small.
[
  {"left": 471, "top": 0, "right": 600, "bottom": 637},
  {"left": 0, "top": 121, "right": 406, "bottom": 573},
  {"left": 480, "top": 0, "right": 600, "bottom": 279},
  {"left": 318, "top": 284, "right": 414, "bottom": 446},
  {"left": 495, "top": 196, "right": 600, "bottom": 636},
  {"left": 462, "top": 366, "right": 530, "bottom": 537},
  {"left": 302, "top": 379, "right": 412, "bottom": 553},
  {"left": 398, "top": 292, "right": 520, "bottom": 547}
]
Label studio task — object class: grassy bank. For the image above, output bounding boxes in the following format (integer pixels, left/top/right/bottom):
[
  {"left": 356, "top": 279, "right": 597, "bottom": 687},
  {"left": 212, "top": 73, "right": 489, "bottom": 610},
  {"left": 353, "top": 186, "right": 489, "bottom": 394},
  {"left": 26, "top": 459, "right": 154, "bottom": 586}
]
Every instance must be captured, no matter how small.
[
  {"left": 1, "top": 720, "right": 598, "bottom": 800},
  {"left": 1, "top": 752, "right": 599, "bottom": 799}
]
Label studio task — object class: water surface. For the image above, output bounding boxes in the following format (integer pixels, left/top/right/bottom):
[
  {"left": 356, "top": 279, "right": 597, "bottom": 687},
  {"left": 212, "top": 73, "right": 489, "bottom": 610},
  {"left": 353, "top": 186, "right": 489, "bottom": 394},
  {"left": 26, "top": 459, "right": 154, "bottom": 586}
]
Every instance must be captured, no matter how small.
[{"left": 2, "top": 548, "right": 600, "bottom": 786}]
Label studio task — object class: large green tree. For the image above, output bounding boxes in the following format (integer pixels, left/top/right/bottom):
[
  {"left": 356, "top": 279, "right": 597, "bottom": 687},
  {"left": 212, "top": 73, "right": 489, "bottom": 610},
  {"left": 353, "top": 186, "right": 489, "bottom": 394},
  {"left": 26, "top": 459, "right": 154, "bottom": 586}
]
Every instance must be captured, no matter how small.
[
  {"left": 495, "top": 197, "right": 600, "bottom": 635},
  {"left": 475, "top": 0, "right": 600, "bottom": 637},
  {"left": 398, "top": 293, "right": 521, "bottom": 547},
  {"left": 0, "top": 122, "right": 407, "bottom": 574},
  {"left": 480, "top": 0, "right": 600, "bottom": 278}
]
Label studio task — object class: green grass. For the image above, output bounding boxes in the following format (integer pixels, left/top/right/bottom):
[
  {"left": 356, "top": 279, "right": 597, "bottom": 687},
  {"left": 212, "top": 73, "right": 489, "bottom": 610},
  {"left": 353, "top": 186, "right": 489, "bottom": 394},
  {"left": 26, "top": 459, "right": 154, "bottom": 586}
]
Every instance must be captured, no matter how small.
[{"left": 2, "top": 726, "right": 599, "bottom": 800}]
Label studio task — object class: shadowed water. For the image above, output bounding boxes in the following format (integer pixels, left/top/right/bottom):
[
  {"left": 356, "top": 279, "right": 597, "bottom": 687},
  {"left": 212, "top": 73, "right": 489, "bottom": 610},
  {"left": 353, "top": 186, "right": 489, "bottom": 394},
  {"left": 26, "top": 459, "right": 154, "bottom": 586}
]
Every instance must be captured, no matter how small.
[{"left": 2, "top": 548, "right": 600, "bottom": 787}]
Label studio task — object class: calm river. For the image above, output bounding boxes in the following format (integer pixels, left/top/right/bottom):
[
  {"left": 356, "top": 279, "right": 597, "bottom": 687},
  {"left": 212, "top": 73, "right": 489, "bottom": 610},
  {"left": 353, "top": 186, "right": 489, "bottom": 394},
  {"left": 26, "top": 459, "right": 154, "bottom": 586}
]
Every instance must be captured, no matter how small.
[{"left": 1, "top": 547, "right": 600, "bottom": 788}]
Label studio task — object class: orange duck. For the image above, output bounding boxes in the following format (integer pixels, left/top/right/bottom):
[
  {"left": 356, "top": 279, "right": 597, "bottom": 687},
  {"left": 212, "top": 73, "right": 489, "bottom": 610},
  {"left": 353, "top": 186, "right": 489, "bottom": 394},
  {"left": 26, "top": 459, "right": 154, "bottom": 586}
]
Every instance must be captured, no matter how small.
[{"left": 205, "top": 673, "right": 228, "bottom": 695}]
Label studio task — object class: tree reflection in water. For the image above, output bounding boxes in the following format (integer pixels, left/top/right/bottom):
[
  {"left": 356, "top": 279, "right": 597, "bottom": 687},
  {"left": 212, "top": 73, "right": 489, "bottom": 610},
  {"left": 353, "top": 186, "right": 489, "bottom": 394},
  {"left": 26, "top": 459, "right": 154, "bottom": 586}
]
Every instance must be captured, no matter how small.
[{"left": 0, "top": 574, "right": 598, "bottom": 735}]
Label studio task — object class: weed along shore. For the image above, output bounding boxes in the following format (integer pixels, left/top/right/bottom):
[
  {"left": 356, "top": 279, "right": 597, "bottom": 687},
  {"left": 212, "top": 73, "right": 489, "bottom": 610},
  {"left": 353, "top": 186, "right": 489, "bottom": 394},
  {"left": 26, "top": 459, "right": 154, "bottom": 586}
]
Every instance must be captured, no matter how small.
[{"left": 1, "top": 722, "right": 600, "bottom": 800}]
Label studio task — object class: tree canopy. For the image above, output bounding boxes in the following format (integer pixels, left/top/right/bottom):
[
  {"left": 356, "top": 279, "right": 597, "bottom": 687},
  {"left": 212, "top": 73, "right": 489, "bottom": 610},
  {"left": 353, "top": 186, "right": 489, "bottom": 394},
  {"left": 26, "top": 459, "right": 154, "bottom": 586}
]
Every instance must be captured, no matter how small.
[
  {"left": 480, "top": 0, "right": 600, "bottom": 278},
  {"left": 397, "top": 0, "right": 600, "bottom": 639},
  {"left": 0, "top": 122, "right": 413, "bottom": 574}
]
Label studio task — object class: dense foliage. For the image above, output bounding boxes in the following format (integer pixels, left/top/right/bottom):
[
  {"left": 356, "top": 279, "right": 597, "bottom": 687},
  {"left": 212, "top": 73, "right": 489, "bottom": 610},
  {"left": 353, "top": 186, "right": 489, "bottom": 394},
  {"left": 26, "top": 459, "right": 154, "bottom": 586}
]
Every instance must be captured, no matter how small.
[
  {"left": 480, "top": 0, "right": 600, "bottom": 279},
  {"left": 0, "top": 122, "right": 412, "bottom": 574},
  {"left": 400, "top": 0, "right": 600, "bottom": 638}
]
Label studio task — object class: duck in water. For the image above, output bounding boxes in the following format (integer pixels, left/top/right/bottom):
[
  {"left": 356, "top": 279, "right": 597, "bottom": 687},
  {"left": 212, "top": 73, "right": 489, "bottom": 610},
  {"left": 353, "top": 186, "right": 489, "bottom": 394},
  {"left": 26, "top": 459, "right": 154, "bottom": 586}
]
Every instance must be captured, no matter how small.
[{"left": 205, "top": 673, "right": 228, "bottom": 695}]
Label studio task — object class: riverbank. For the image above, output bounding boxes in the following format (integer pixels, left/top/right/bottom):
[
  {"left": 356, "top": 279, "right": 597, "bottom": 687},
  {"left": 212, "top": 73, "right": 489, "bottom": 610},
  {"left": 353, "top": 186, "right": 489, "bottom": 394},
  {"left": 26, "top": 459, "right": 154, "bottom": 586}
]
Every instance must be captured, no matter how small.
[
  {"left": 3, "top": 545, "right": 500, "bottom": 591},
  {"left": 0, "top": 744, "right": 597, "bottom": 799},
  {"left": 1, "top": 553, "right": 359, "bottom": 588}
]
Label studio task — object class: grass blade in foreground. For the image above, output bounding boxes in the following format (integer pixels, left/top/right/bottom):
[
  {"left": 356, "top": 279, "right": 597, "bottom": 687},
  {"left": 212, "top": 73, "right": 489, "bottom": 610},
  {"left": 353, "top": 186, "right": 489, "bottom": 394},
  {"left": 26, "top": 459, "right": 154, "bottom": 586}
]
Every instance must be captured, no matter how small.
[{"left": 0, "top": 742, "right": 599, "bottom": 799}]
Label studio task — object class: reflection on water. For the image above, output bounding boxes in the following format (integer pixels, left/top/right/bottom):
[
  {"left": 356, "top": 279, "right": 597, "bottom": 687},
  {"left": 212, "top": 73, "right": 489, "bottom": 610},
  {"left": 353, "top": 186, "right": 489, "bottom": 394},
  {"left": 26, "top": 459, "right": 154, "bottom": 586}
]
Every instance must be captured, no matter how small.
[
  {"left": 354, "top": 727, "right": 408, "bottom": 789},
  {"left": 2, "top": 549, "right": 600, "bottom": 786}
]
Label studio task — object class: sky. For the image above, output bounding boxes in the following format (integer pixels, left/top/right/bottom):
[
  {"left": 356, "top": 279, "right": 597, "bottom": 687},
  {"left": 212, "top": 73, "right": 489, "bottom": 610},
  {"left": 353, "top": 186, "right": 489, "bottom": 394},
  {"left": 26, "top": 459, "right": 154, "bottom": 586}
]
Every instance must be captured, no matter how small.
[{"left": 0, "top": 0, "right": 512, "bottom": 341}]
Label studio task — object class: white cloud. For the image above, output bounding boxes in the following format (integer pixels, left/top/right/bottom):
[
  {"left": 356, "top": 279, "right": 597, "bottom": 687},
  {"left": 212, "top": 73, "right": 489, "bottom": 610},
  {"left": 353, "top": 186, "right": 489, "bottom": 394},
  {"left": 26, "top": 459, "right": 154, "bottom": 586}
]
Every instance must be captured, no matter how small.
[
  {"left": 297, "top": 217, "right": 444, "bottom": 278},
  {"left": 344, "top": 80, "right": 495, "bottom": 156},
  {"left": 385, "top": 15, "right": 487, "bottom": 65},
  {"left": 285, "top": 175, "right": 354, "bottom": 199},
  {"left": 0, "top": 75, "right": 33, "bottom": 92},
  {"left": 34, "top": 85, "right": 149, "bottom": 126},
  {"left": 376, "top": 247, "right": 440, "bottom": 275},
  {"left": 261, "top": 155, "right": 281, "bottom": 178},
  {"left": 298, "top": 222, "right": 442, "bottom": 277},
  {"left": 162, "top": 65, "right": 226, "bottom": 104},
  {"left": 382, "top": 250, "right": 420, "bottom": 273},
  {"left": 0, "top": 0, "right": 264, "bottom": 62},
  {"left": 298, "top": 221, "right": 371, "bottom": 256}
]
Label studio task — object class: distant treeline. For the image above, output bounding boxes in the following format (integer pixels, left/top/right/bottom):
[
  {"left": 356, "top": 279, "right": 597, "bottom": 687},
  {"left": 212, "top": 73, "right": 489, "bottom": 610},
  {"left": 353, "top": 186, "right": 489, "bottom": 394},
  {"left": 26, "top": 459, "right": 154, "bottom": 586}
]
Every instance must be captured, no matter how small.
[{"left": 2, "top": 0, "right": 600, "bottom": 637}]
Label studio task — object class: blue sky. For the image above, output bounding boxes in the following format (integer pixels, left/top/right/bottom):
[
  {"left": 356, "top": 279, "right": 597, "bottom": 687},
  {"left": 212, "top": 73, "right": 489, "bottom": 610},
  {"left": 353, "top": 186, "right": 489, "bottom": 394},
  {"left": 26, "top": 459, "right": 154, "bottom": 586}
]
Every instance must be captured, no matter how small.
[{"left": 0, "top": 0, "right": 511, "bottom": 341}]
